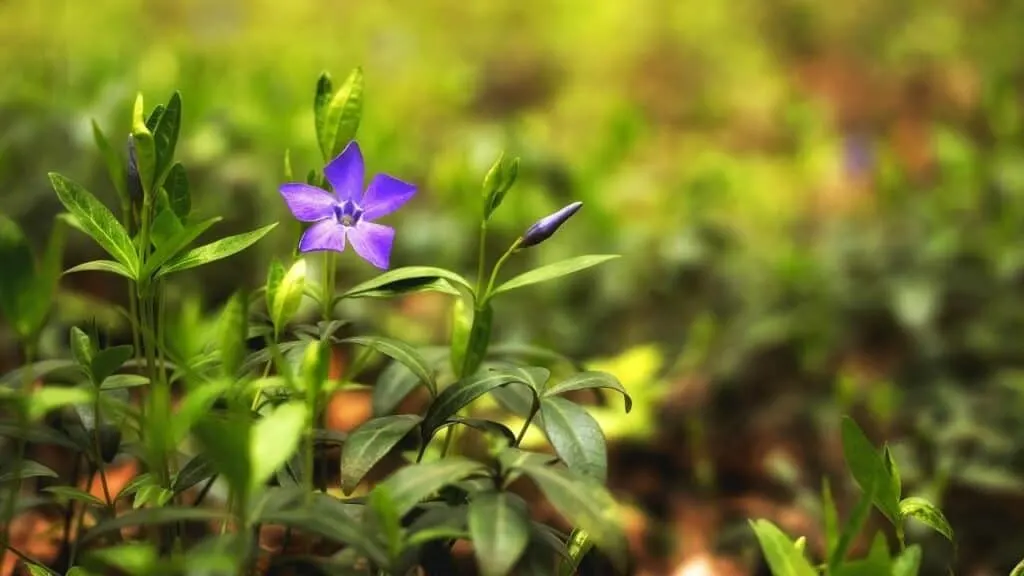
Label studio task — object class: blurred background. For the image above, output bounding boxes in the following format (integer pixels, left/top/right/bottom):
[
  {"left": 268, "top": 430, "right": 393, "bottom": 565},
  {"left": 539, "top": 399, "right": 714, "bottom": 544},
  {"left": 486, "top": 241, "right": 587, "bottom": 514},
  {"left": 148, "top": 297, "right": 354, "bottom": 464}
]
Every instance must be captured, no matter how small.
[{"left": 3, "top": 0, "right": 1024, "bottom": 574}]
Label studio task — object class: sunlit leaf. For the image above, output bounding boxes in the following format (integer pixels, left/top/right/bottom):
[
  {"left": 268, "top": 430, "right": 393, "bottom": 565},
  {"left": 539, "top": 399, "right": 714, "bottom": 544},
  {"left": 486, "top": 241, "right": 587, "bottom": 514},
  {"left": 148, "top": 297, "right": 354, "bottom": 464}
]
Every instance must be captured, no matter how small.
[
  {"left": 490, "top": 255, "right": 619, "bottom": 297},
  {"left": 840, "top": 416, "right": 900, "bottom": 522},
  {"left": 142, "top": 216, "right": 221, "bottom": 279},
  {"left": 27, "top": 386, "right": 92, "bottom": 421},
  {"left": 748, "top": 519, "right": 817, "bottom": 576},
  {"left": 48, "top": 173, "right": 138, "bottom": 276},
  {"left": 64, "top": 259, "right": 134, "bottom": 280},
  {"left": 157, "top": 222, "right": 278, "bottom": 277},
  {"left": 543, "top": 371, "right": 631, "bottom": 413},
  {"left": 899, "top": 496, "right": 954, "bottom": 542},
  {"left": 320, "top": 67, "right": 364, "bottom": 161},
  {"left": 250, "top": 401, "right": 308, "bottom": 494},
  {"left": 340, "top": 266, "right": 473, "bottom": 300}
]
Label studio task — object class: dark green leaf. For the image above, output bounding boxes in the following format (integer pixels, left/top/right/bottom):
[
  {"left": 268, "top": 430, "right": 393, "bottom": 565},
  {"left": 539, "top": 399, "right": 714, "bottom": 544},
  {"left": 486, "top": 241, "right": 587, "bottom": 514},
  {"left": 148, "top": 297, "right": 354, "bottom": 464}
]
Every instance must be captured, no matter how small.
[
  {"left": 142, "top": 216, "right": 221, "bottom": 279},
  {"left": 42, "top": 485, "right": 106, "bottom": 507},
  {"left": 80, "top": 507, "right": 227, "bottom": 545},
  {"left": 343, "top": 336, "right": 436, "bottom": 396},
  {"left": 540, "top": 396, "right": 607, "bottom": 482},
  {"left": 90, "top": 345, "right": 134, "bottom": 385},
  {"left": 164, "top": 162, "right": 190, "bottom": 222},
  {"left": 840, "top": 416, "right": 900, "bottom": 522},
  {"left": 157, "top": 222, "right": 278, "bottom": 277},
  {"left": 152, "top": 92, "right": 182, "bottom": 184},
  {"left": 63, "top": 259, "right": 134, "bottom": 280},
  {"left": 70, "top": 326, "right": 95, "bottom": 369},
  {"left": 748, "top": 519, "right": 818, "bottom": 576},
  {"left": 250, "top": 402, "right": 308, "bottom": 494},
  {"left": 372, "top": 347, "right": 448, "bottom": 417},
  {"left": 367, "top": 485, "right": 404, "bottom": 561},
  {"left": 91, "top": 119, "right": 128, "bottom": 208},
  {"left": 173, "top": 454, "right": 217, "bottom": 494},
  {"left": 893, "top": 545, "right": 923, "bottom": 576},
  {"left": 320, "top": 67, "right": 364, "bottom": 160},
  {"left": 439, "top": 417, "right": 517, "bottom": 446},
  {"left": 24, "top": 223, "right": 65, "bottom": 338},
  {"left": 491, "top": 364, "right": 550, "bottom": 397},
  {"left": 459, "top": 304, "right": 493, "bottom": 378},
  {"left": 0, "top": 214, "right": 35, "bottom": 336},
  {"left": 0, "top": 460, "right": 59, "bottom": 483},
  {"left": 899, "top": 496, "right": 954, "bottom": 542},
  {"left": 341, "top": 266, "right": 473, "bottom": 300},
  {"left": 194, "top": 411, "right": 252, "bottom": 499},
  {"left": 490, "top": 255, "right": 619, "bottom": 297},
  {"left": 48, "top": 172, "right": 138, "bottom": 275},
  {"left": 884, "top": 445, "right": 902, "bottom": 504},
  {"left": 822, "top": 477, "right": 839, "bottom": 560},
  {"left": 313, "top": 72, "right": 334, "bottom": 159},
  {"left": 341, "top": 414, "right": 422, "bottom": 494},
  {"left": 517, "top": 462, "right": 628, "bottom": 571},
  {"left": 829, "top": 478, "right": 876, "bottom": 569},
  {"left": 469, "top": 491, "right": 530, "bottom": 576},
  {"left": 375, "top": 457, "right": 488, "bottom": 516},
  {"left": 544, "top": 371, "right": 631, "bottom": 413},
  {"left": 423, "top": 371, "right": 534, "bottom": 434}
]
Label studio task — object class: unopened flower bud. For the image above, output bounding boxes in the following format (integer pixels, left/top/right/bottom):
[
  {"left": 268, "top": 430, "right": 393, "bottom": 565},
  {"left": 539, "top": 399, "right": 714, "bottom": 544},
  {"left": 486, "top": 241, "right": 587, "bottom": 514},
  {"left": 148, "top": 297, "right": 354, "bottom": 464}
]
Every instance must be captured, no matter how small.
[{"left": 519, "top": 201, "right": 582, "bottom": 248}]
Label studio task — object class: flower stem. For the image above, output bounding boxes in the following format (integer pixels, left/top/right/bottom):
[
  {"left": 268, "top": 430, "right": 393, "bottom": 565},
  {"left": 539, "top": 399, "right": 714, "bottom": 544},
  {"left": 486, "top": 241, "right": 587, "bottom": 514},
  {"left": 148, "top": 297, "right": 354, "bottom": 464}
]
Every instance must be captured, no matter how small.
[
  {"left": 475, "top": 221, "right": 488, "bottom": 296},
  {"left": 514, "top": 400, "right": 539, "bottom": 447},
  {"left": 483, "top": 239, "right": 522, "bottom": 303},
  {"left": 322, "top": 252, "right": 336, "bottom": 321}
]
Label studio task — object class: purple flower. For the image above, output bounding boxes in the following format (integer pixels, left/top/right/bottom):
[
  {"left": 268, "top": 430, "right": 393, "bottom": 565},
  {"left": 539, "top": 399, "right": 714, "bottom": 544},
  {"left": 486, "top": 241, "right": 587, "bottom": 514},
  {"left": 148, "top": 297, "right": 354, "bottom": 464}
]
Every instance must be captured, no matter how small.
[
  {"left": 279, "top": 141, "right": 416, "bottom": 269},
  {"left": 519, "top": 201, "right": 583, "bottom": 248}
]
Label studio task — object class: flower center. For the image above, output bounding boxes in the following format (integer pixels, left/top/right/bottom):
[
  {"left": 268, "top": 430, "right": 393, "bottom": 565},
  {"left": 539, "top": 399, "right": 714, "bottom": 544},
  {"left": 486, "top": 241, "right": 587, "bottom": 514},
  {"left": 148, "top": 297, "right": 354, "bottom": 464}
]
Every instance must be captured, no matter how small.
[{"left": 334, "top": 200, "right": 363, "bottom": 227}]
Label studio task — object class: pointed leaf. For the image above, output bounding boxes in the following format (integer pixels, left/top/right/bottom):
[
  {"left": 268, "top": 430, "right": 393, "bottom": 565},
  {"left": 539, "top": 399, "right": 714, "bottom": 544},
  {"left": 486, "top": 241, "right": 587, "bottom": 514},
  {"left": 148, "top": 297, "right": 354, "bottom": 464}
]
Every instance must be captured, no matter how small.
[
  {"left": 834, "top": 532, "right": 892, "bottom": 576},
  {"left": 23, "top": 223, "right": 65, "bottom": 337},
  {"left": 173, "top": 454, "right": 217, "bottom": 494},
  {"left": 892, "top": 545, "right": 923, "bottom": 576},
  {"left": 90, "top": 345, "right": 134, "bottom": 385},
  {"left": 217, "top": 291, "right": 248, "bottom": 378},
  {"left": 0, "top": 215, "right": 34, "bottom": 336},
  {"left": 70, "top": 326, "right": 95, "bottom": 370},
  {"left": 130, "top": 94, "right": 157, "bottom": 196},
  {"left": 313, "top": 72, "right": 334, "bottom": 157},
  {"left": 459, "top": 303, "right": 493, "bottom": 378},
  {"left": 469, "top": 491, "right": 530, "bottom": 576},
  {"left": 340, "top": 265, "right": 473, "bottom": 300},
  {"left": 270, "top": 258, "right": 307, "bottom": 336},
  {"left": 164, "top": 162, "right": 190, "bottom": 221},
  {"left": 64, "top": 259, "right": 134, "bottom": 280},
  {"left": 91, "top": 119, "right": 128, "bottom": 208},
  {"left": 99, "top": 374, "right": 149, "bottom": 390},
  {"left": 375, "top": 457, "right": 488, "bottom": 516},
  {"left": 490, "top": 255, "right": 619, "bottom": 297},
  {"left": 899, "top": 496, "right": 953, "bottom": 542},
  {"left": 194, "top": 412, "right": 251, "bottom": 498},
  {"left": 372, "top": 347, "right": 448, "bottom": 417},
  {"left": 152, "top": 92, "right": 182, "bottom": 183},
  {"left": 0, "top": 460, "right": 59, "bottom": 483},
  {"left": 81, "top": 507, "right": 227, "bottom": 545},
  {"left": 482, "top": 153, "right": 520, "bottom": 220},
  {"left": 320, "top": 67, "right": 364, "bottom": 161},
  {"left": 143, "top": 216, "right": 220, "bottom": 278},
  {"left": 157, "top": 222, "right": 278, "bottom": 277},
  {"left": 423, "top": 371, "right": 535, "bottom": 434},
  {"left": 342, "top": 335, "right": 436, "bottom": 396},
  {"left": 48, "top": 173, "right": 138, "bottom": 275},
  {"left": 517, "top": 462, "right": 628, "bottom": 571},
  {"left": 540, "top": 397, "right": 607, "bottom": 482},
  {"left": 822, "top": 477, "right": 839, "bottom": 559},
  {"left": 367, "top": 485, "right": 404, "bottom": 560},
  {"left": 749, "top": 519, "right": 817, "bottom": 576},
  {"left": 341, "top": 414, "right": 423, "bottom": 494},
  {"left": 884, "top": 444, "right": 902, "bottom": 505},
  {"left": 27, "top": 386, "right": 93, "bottom": 421},
  {"left": 438, "top": 417, "right": 517, "bottom": 447},
  {"left": 544, "top": 371, "right": 631, "bottom": 413},
  {"left": 42, "top": 485, "right": 106, "bottom": 507},
  {"left": 829, "top": 478, "right": 876, "bottom": 569},
  {"left": 840, "top": 416, "right": 900, "bottom": 522},
  {"left": 250, "top": 401, "right": 308, "bottom": 493}
]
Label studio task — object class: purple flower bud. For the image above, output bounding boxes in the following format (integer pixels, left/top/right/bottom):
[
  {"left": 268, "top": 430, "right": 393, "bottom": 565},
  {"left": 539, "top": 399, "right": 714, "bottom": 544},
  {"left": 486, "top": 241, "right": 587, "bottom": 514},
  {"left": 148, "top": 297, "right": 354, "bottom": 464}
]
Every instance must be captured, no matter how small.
[{"left": 519, "top": 201, "right": 583, "bottom": 248}]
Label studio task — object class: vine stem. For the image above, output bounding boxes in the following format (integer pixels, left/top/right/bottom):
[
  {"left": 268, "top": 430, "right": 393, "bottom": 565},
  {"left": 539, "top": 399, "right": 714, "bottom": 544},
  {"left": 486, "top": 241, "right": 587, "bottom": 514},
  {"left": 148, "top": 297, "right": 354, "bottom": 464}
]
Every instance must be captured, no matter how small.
[
  {"left": 483, "top": 238, "right": 522, "bottom": 303},
  {"left": 514, "top": 401, "right": 540, "bottom": 447},
  {"left": 475, "top": 221, "right": 487, "bottom": 296}
]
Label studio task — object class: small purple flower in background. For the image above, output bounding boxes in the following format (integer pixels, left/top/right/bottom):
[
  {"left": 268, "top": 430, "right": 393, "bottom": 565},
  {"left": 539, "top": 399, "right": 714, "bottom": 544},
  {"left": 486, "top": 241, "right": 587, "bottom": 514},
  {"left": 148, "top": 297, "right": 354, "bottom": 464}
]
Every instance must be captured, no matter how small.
[
  {"left": 519, "top": 201, "right": 583, "bottom": 248},
  {"left": 279, "top": 141, "right": 416, "bottom": 269},
  {"left": 843, "top": 133, "right": 874, "bottom": 178}
]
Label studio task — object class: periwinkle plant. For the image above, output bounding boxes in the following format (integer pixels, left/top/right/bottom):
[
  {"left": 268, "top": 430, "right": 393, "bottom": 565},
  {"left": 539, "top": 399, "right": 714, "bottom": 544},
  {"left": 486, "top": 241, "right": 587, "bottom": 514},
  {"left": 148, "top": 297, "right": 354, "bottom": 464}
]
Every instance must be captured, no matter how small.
[{"left": 0, "top": 66, "right": 630, "bottom": 576}]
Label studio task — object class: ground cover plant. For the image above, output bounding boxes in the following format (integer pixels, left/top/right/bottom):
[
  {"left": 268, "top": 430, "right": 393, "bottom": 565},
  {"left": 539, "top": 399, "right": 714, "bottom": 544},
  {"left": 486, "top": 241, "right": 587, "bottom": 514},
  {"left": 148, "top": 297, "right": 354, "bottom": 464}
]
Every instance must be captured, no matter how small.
[{"left": 0, "top": 69, "right": 631, "bottom": 575}]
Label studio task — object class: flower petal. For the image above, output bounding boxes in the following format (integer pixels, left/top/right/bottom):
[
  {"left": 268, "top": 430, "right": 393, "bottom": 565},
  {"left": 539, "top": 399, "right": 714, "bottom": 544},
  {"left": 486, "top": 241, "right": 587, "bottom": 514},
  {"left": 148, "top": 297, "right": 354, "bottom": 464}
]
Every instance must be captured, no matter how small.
[
  {"left": 280, "top": 183, "right": 337, "bottom": 222},
  {"left": 298, "top": 220, "right": 347, "bottom": 253},
  {"left": 346, "top": 221, "right": 395, "bottom": 270},
  {"left": 324, "top": 141, "right": 365, "bottom": 201},
  {"left": 361, "top": 174, "right": 417, "bottom": 220}
]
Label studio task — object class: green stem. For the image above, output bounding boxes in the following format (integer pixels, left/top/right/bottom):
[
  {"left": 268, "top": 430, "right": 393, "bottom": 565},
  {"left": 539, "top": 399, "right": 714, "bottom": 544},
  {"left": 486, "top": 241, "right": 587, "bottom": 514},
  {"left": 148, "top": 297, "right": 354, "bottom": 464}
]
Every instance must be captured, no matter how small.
[
  {"left": 439, "top": 426, "right": 455, "bottom": 458},
  {"left": 475, "top": 221, "right": 488, "bottom": 296},
  {"left": 303, "top": 429, "right": 315, "bottom": 504},
  {"left": 0, "top": 344, "right": 35, "bottom": 572},
  {"left": 482, "top": 239, "right": 522, "bottom": 303},
  {"left": 67, "top": 468, "right": 96, "bottom": 568},
  {"left": 514, "top": 401, "right": 539, "bottom": 447},
  {"left": 321, "top": 252, "right": 336, "bottom": 321}
]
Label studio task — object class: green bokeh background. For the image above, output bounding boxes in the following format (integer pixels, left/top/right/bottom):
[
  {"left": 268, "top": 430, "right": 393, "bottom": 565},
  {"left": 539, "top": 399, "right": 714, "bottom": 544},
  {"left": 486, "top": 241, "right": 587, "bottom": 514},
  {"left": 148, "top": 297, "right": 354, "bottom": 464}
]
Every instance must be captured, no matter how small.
[{"left": 4, "top": 0, "right": 1024, "bottom": 572}]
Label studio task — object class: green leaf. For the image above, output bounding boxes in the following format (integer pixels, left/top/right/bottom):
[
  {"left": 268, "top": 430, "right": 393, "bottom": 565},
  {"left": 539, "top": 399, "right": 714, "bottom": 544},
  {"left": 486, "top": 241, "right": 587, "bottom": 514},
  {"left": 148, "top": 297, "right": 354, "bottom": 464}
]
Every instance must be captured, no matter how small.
[
  {"left": 439, "top": 417, "right": 517, "bottom": 447},
  {"left": 64, "top": 259, "right": 134, "bottom": 280},
  {"left": 539, "top": 397, "right": 607, "bottom": 482},
  {"left": 171, "top": 380, "right": 230, "bottom": 446},
  {"left": 340, "top": 266, "right": 474, "bottom": 300},
  {"left": 0, "top": 460, "right": 59, "bottom": 483},
  {"left": 899, "top": 496, "right": 954, "bottom": 542},
  {"left": 375, "top": 457, "right": 488, "bottom": 516},
  {"left": 491, "top": 365, "right": 550, "bottom": 397},
  {"left": 422, "top": 371, "right": 534, "bottom": 434},
  {"left": 152, "top": 91, "right": 182, "bottom": 184},
  {"left": 892, "top": 545, "right": 923, "bottom": 576},
  {"left": 834, "top": 532, "right": 892, "bottom": 576},
  {"left": 70, "top": 326, "right": 95, "bottom": 369},
  {"left": 90, "top": 345, "right": 134, "bottom": 385},
  {"left": 270, "top": 258, "right": 307, "bottom": 336},
  {"left": 250, "top": 401, "right": 308, "bottom": 494},
  {"left": 371, "top": 347, "right": 448, "bottom": 417},
  {"left": 342, "top": 335, "right": 437, "bottom": 396},
  {"left": 313, "top": 72, "right": 334, "bottom": 158},
  {"left": 172, "top": 454, "right": 216, "bottom": 494},
  {"left": 88, "top": 542, "right": 157, "bottom": 576},
  {"left": 469, "top": 491, "right": 530, "bottom": 576},
  {"left": 822, "top": 478, "right": 839, "bottom": 560},
  {"left": 517, "top": 462, "right": 628, "bottom": 571},
  {"left": 449, "top": 295, "right": 473, "bottom": 376},
  {"left": 341, "top": 414, "right": 423, "bottom": 494},
  {"left": 490, "top": 255, "right": 619, "bottom": 298},
  {"left": 91, "top": 120, "right": 128, "bottom": 209},
  {"left": 48, "top": 172, "right": 138, "bottom": 276},
  {"left": 193, "top": 412, "right": 252, "bottom": 500},
  {"left": 258, "top": 498, "right": 387, "bottom": 567},
  {"left": 543, "top": 371, "right": 632, "bottom": 413},
  {"left": 749, "top": 519, "right": 817, "bottom": 576},
  {"left": 130, "top": 94, "right": 157, "bottom": 196},
  {"left": 320, "top": 67, "right": 364, "bottom": 161},
  {"left": 829, "top": 478, "right": 876, "bottom": 570},
  {"left": 149, "top": 203, "right": 182, "bottom": 251},
  {"left": 22, "top": 223, "right": 65, "bottom": 338},
  {"left": 482, "top": 152, "right": 521, "bottom": 220},
  {"left": 558, "top": 528, "right": 593, "bottom": 576},
  {"left": 0, "top": 214, "right": 35, "bottom": 337},
  {"left": 142, "top": 216, "right": 221, "bottom": 279},
  {"left": 840, "top": 416, "right": 900, "bottom": 523},
  {"left": 81, "top": 507, "right": 227, "bottom": 545},
  {"left": 27, "top": 386, "right": 93, "bottom": 421},
  {"left": 265, "top": 259, "right": 285, "bottom": 319},
  {"left": 459, "top": 304, "right": 493, "bottom": 378},
  {"left": 367, "top": 485, "right": 404, "bottom": 561},
  {"left": 884, "top": 445, "right": 902, "bottom": 505},
  {"left": 157, "top": 222, "right": 278, "bottom": 277},
  {"left": 42, "top": 485, "right": 106, "bottom": 507},
  {"left": 164, "top": 163, "right": 190, "bottom": 222},
  {"left": 23, "top": 563, "right": 59, "bottom": 576},
  {"left": 216, "top": 291, "right": 248, "bottom": 378},
  {"left": 99, "top": 374, "right": 149, "bottom": 390}
]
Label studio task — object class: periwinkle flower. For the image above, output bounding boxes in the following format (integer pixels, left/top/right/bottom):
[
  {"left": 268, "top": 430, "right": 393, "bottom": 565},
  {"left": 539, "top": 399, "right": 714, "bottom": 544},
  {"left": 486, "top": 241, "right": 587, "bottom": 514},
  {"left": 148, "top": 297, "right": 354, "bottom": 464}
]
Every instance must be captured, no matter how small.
[
  {"left": 279, "top": 141, "right": 416, "bottom": 269},
  {"left": 519, "top": 201, "right": 583, "bottom": 248}
]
